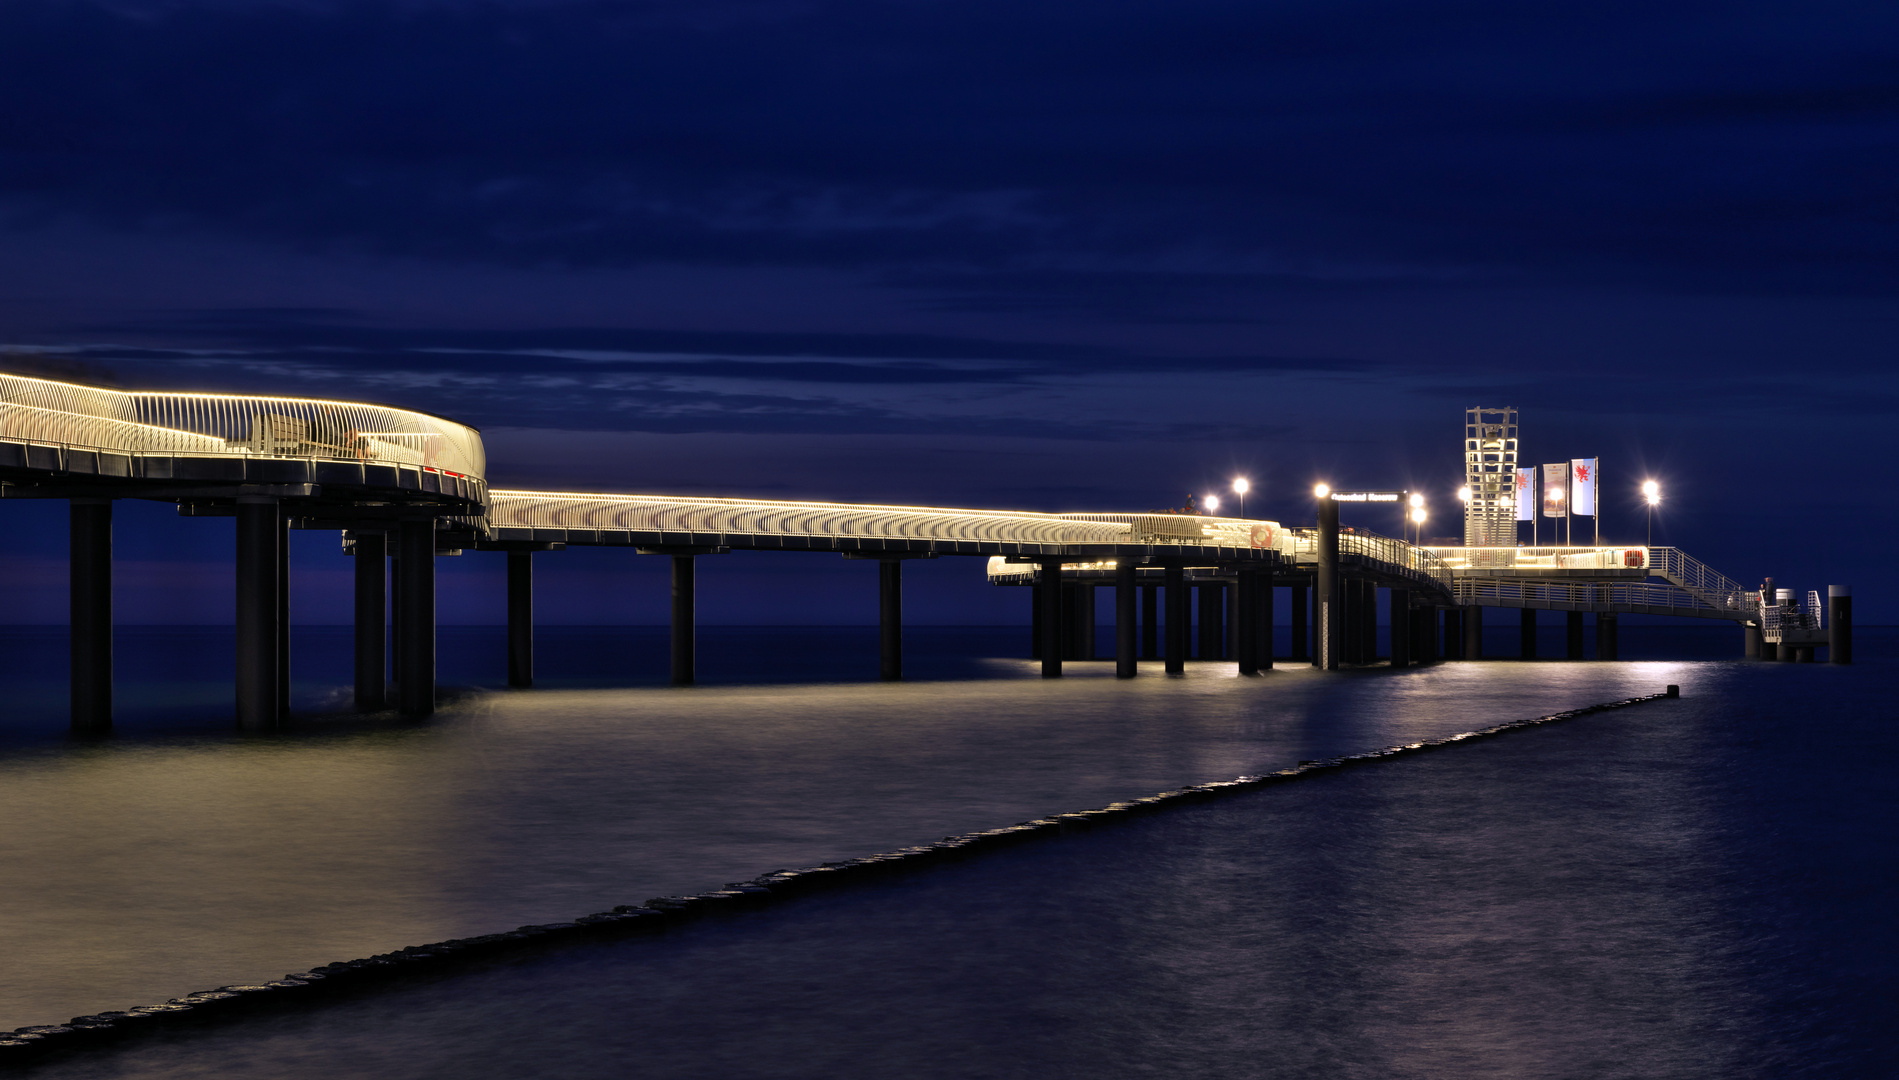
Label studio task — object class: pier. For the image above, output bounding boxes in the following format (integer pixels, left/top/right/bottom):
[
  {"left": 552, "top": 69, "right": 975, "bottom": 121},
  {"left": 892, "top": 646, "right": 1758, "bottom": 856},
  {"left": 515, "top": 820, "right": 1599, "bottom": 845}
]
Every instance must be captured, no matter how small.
[{"left": 0, "top": 373, "right": 1852, "bottom": 734}]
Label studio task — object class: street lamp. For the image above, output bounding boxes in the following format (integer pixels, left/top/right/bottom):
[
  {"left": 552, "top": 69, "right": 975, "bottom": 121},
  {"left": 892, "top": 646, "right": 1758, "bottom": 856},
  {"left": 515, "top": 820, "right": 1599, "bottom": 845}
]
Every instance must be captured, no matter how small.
[
  {"left": 1313, "top": 483, "right": 1330, "bottom": 500},
  {"left": 1643, "top": 480, "right": 1661, "bottom": 547},
  {"left": 1232, "top": 477, "right": 1250, "bottom": 519},
  {"left": 1204, "top": 494, "right": 1220, "bottom": 515},
  {"left": 1407, "top": 492, "right": 1425, "bottom": 545}
]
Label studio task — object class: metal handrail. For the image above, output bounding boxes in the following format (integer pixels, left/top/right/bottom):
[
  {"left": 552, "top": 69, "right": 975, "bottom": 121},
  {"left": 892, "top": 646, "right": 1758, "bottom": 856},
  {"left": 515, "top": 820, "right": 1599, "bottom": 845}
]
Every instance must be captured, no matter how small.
[
  {"left": 1454, "top": 576, "right": 1741, "bottom": 617},
  {"left": 489, "top": 491, "right": 1134, "bottom": 545},
  {"left": 1646, "top": 546, "right": 1749, "bottom": 614},
  {"left": 0, "top": 373, "right": 487, "bottom": 479},
  {"left": 1057, "top": 512, "right": 1286, "bottom": 550},
  {"left": 1426, "top": 545, "right": 1649, "bottom": 572}
]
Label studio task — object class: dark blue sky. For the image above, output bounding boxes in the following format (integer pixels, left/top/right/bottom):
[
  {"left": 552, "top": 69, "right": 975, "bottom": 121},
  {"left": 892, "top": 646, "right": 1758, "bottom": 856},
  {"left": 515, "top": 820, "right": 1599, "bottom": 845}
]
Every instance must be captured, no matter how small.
[{"left": 0, "top": 0, "right": 1891, "bottom": 624}]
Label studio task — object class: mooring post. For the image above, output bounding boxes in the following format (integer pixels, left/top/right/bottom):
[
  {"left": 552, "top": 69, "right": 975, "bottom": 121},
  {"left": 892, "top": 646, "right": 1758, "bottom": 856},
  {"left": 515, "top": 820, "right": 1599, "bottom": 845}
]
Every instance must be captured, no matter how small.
[
  {"left": 1115, "top": 559, "right": 1137, "bottom": 678},
  {"left": 1463, "top": 605, "right": 1483, "bottom": 661},
  {"left": 1039, "top": 556, "right": 1064, "bottom": 677},
  {"left": 397, "top": 518, "right": 436, "bottom": 715},
  {"left": 235, "top": 495, "right": 280, "bottom": 731},
  {"left": 1567, "top": 611, "right": 1585, "bottom": 660},
  {"left": 69, "top": 498, "right": 113, "bottom": 735},
  {"left": 1520, "top": 608, "right": 1537, "bottom": 660},
  {"left": 354, "top": 531, "right": 387, "bottom": 710},
  {"left": 1317, "top": 497, "right": 1339, "bottom": 670},
  {"left": 879, "top": 559, "right": 902, "bottom": 681},
  {"left": 1829, "top": 586, "right": 1851, "bottom": 664},
  {"left": 1164, "top": 564, "right": 1186, "bottom": 674},
  {"left": 508, "top": 550, "right": 534, "bottom": 688},
  {"left": 1140, "top": 582, "right": 1158, "bottom": 659},
  {"left": 671, "top": 555, "right": 695, "bottom": 686}
]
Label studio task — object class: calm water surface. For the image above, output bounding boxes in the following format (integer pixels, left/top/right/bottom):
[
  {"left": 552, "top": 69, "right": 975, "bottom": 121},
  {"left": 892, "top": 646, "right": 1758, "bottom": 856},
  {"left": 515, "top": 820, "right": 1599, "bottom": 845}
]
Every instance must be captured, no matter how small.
[{"left": 0, "top": 625, "right": 1889, "bottom": 1077}]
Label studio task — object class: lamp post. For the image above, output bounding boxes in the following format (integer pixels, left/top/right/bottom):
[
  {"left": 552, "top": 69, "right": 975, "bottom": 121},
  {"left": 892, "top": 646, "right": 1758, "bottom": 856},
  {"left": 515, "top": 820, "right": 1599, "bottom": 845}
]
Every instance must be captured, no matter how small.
[
  {"left": 1407, "top": 492, "right": 1424, "bottom": 545},
  {"left": 1643, "top": 480, "right": 1660, "bottom": 547},
  {"left": 1233, "top": 477, "right": 1249, "bottom": 519}
]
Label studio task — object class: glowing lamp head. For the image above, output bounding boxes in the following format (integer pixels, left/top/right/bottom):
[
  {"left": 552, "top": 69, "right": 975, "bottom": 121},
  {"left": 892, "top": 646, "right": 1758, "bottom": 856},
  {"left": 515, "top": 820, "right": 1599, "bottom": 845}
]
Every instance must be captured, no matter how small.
[
  {"left": 1232, "top": 478, "right": 1249, "bottom": 495},
  {"left": 1313, "top": 483, "right": 1330, "bottom": 500},
  {"left": 1411, "top": 506, "right": 1427, "bottom": 524},
  {"left": 1643, "top": 480, "right": 1660, "bottom": 505},
  {"left": 1408, "top": 492, "right": 1424, "bottom": 508},
  {"left": 1204, "top": 494, "right": 1220, "bottom": 513},
  {"left": 1456, "top": 485, "right": 1471, "bottom": 503}
]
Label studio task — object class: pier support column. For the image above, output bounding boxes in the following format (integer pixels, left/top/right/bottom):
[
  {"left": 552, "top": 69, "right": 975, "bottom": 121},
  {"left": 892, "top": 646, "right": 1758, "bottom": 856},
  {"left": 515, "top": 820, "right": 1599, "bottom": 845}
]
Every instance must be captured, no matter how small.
[
  {"left": 278, "top": 509, "right": 290, "bottom": 719},
  {"left": 1389, "top": 588, "right": 1410, "bottom": 669},
  {"left": 1289, "top": 584, "right": 1307, "bottom": 662},
  {"left": 1567, "top": 612, "right": 1585, "bottom": 660},
  {"left": 354, "top": 532, "right": 386, "bottom": 710},
  {"left": 70, "top": 498, "right": 113, "bottom": 735},
  {"left": 1038, "top": 557, "right": 1064, "bottom": 677},
  {"left": 397, "top": 519, "right": 436, "bottom": 715},
  {"left": 670, "top": 555, "right": 695, "bottom": 686},
  {"left": 1196, "top": 583, "right": 1221, "bottom": 661},
  {"left": 1362, "top": 582, "right": 1379, "bottom": 663},
  {"left": 1140, "top": 583, "right": 1158, "bottom": 659},
  {"left": 1744, "top": 621, "right": 1760, "bottom": 659},
  {"left": 235, "top": 496, "right": 281, "bottom": 731},
  {"left": 1829, "top": 587, "right": 1852, "bottom": 664},
  {"left": 1258, "top": 571, "right": 1274, "bottom": 671},
  {"left": 1030, "top": 583, "right": 1042, "bottom": 660},
  {"left": 1463, "top": 605, "right": 1483, "bottom": 661},
  {"left": 1226, "top": 580, "right": 1241, "bottom": 662},
  {"left": 1520, "top": 608, "right": 1537, "bottom": 660},
  {"left": 879, "top": 560, "right": 902, "bottom": 681},
  {"left": 1595, "top": 611, "right": 1618, "bottom": 661},
  {"left": 1116, "top": 560, "right": 1138, "bottom": 678},
  {"left": 1236, "top": 571, "right": 1259, "bottom": 676},
  {"left": 1442, "top": 607, "right": 1460, "bottom": 659},
  {"left": 1317, "top": 497, "right": 1339, "bottom": 670},
  {"left": 508, "top": 551, "right": 534, "bottom": 688},
  {"left": 1164, "top": 565, "right": 1186, "bottom": 674}
]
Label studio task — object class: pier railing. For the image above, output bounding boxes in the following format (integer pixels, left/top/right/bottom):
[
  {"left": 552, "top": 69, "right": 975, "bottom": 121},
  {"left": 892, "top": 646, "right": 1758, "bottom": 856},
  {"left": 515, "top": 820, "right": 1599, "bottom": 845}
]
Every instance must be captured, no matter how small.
[
  {"left": 489, "top": 492, "right": 1134, "bottom": 545},
  {"left": 1647, "top": 546, "right": 1750, "bottom": 614},
  {"left": 0, "top": 373, "right": 487, "bottom": 479},
  {"left": 1426, "top": 545, "right": 1649, "bottom": 572},
  {"left": 1286, "top": 527, "right": 1453, "bottom": 593},
  {"left": 1454, "top": 577, "right": 1743, "bottom": 618},
  {"left": 1057, "top": 512, "right": 1287, "bottom": 550}
]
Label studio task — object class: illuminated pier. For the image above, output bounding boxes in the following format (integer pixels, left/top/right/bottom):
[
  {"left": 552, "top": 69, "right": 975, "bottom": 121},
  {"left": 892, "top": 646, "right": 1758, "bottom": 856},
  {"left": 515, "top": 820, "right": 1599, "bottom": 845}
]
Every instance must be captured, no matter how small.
[{"left": 0, "top": 375, "right": 1850, "bottom": 735}]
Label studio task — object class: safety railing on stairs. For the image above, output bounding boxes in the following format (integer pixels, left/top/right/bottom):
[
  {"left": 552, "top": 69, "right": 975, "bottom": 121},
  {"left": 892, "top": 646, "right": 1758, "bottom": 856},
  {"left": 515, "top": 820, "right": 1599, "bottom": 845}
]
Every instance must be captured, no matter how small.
[
  {"left": 1453, "top": 577, "right": 1743, "bottom": 617},
  {"left": 1647, "top": 546, "right": 1750, "bottom": 614},
  {"left": 0, "top": 373, "right": 487, "bottom": 480}
]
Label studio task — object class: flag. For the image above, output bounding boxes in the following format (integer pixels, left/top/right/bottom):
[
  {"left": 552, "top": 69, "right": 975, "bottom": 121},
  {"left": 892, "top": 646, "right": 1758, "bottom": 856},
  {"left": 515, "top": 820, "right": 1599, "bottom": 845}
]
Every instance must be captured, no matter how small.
[
  {"left": 1570, "top": 457, "right": 1597, "bottom": 516},
  {"left": 1515, "top": 467, "right": 1534, "bottom": 521},
  {"left": 1542, "top": 463, "right": 1567, "bottom": 518}
]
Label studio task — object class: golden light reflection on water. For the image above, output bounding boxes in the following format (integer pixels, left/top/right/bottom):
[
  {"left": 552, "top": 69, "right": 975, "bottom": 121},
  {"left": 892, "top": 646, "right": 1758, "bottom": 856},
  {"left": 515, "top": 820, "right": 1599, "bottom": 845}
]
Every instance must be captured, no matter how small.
[{"left": 0, "top": 658, "right": 1693, "bottom": 1029}]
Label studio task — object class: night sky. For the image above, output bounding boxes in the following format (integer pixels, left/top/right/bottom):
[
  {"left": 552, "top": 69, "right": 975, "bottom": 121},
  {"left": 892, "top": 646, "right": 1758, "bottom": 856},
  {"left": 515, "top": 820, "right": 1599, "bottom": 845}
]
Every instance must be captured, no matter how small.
[{"left": 0, "top": 0, "right": 1891, "bottom": 626}]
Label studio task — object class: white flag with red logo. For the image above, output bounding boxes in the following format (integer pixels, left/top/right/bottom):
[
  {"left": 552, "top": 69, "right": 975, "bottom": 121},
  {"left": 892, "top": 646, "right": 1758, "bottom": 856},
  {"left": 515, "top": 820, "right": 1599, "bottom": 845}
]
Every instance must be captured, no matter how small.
[
  {"left": 1515, "top": 467, "right": 1534, "bottom": 521},
  {"left": 1571, "top": 458, "right": 1597, "bottom": 516}
]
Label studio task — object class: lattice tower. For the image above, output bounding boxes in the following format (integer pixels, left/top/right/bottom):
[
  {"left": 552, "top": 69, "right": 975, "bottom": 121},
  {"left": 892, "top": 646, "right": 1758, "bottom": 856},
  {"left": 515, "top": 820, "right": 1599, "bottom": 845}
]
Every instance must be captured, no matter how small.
[{"left": 1464, "top": 406, "right": 1518, "bottom": 546}]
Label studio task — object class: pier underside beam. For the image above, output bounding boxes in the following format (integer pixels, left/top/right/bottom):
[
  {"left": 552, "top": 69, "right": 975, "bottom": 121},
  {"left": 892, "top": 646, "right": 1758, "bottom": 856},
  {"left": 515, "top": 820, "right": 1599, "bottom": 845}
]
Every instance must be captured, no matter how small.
[
  {"left": 70, "top": 498, "right": 113, "bottom": 735},
  {"left": 355, "top": 532, "right": 386, "bottom": 709}
]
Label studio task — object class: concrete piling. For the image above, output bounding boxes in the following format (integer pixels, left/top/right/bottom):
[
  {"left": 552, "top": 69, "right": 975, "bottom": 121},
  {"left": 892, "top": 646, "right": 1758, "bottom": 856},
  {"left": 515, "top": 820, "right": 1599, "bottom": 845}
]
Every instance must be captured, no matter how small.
[
  {"left": 69, "top": 498, "right": 113, "bottom": 735},
  {"left": 508, "top": 551, "right": 533, "bottom": 688}
]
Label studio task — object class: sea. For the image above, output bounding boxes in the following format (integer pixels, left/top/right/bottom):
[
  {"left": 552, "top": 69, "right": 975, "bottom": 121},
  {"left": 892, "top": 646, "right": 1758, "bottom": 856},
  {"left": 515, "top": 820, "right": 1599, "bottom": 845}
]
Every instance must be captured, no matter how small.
[{"left": 0, "top": 622, "right": 1891, "bottom": 1078}]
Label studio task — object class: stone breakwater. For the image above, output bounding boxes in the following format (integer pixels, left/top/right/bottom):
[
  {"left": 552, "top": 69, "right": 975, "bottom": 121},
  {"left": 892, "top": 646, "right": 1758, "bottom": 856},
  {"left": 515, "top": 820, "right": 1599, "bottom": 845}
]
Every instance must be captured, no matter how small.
[{"left": 0, "top": 687, "right": 1677, "bottom": 1067}]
